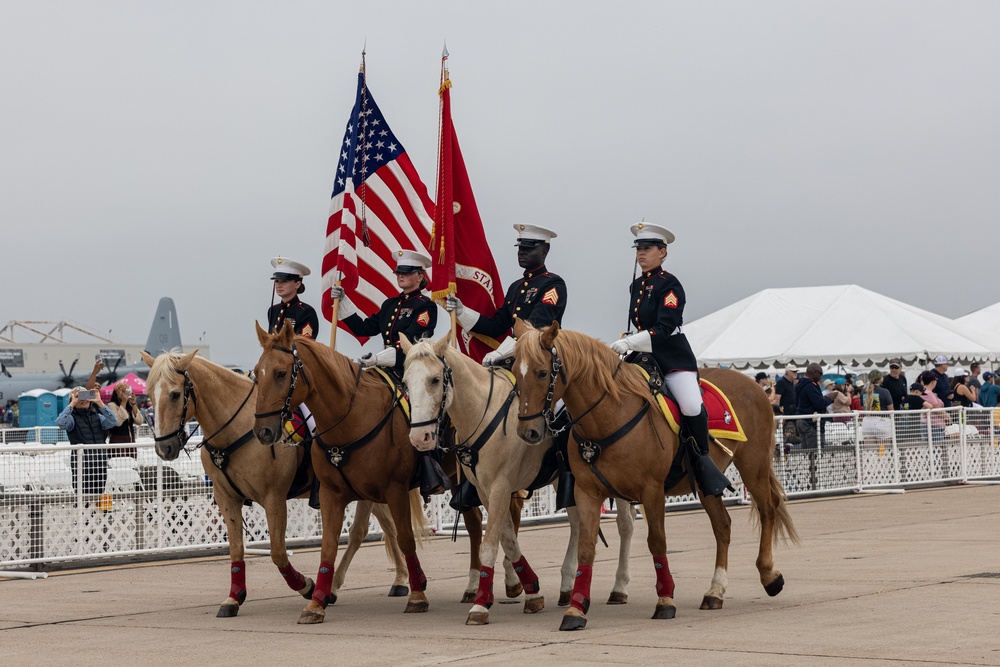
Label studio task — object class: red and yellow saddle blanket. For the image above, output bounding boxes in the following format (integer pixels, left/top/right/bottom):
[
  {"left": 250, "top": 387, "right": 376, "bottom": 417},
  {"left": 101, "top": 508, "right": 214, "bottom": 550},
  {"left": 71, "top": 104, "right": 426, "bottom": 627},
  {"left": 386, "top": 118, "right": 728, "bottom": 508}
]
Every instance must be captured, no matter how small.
[{"left": 637, "top": 370, "right": 747, "bottom": 443}]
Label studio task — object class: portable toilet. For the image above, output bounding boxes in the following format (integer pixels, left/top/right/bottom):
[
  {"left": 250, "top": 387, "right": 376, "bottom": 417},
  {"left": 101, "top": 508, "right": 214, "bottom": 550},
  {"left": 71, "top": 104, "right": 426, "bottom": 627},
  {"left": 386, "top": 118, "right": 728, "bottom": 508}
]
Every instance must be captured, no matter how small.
[
  {"left": 18, "top": 389, "right": 59, "bottom": 428},
  {"left": 52, "top": 388, "right": 73, "bottom": 414}
]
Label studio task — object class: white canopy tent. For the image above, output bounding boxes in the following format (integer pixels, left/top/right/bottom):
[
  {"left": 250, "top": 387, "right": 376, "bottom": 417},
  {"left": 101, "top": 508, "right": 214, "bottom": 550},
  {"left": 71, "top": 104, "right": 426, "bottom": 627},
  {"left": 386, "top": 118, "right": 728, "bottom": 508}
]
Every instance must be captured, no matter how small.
[
  {"left": 685, "top": 285, "right": 997, "bottom": 370},
  {"left": 957, "top": 302, "right": 1000, "bottom": 341}
]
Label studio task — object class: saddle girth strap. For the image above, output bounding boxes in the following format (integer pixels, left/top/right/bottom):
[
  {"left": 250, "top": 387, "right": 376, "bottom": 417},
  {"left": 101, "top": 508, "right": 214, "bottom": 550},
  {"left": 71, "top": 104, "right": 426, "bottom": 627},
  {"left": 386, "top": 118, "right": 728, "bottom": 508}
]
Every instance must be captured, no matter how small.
[{"left": 204, "top": 429, "right": 256, "bottom": 501}]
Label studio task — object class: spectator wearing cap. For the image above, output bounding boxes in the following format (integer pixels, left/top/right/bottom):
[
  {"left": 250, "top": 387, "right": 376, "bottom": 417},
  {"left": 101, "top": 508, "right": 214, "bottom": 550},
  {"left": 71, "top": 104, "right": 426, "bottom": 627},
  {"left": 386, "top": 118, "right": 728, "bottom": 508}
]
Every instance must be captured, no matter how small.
[
  {"left": 447, "top": 224, "right": 567, "bottom": 367},
  {"left": 333, "top": 250, "right": 437, "bottom": 374},
  {"left": 882, "top": 361, "right": 908, "bottom": 410},
  {"left": 949, "top": 367, "right": 977, "bottom": 408},
  {"left": 754, "top": 371, "right": 769, "bottom": 389},
  {"left": 930, "top": 355, "right": 954, "bottom": 407},
  {"left": 978, "top": 371, "right": 1000, "bottom": 408},
  {"left": 268, "top": 257, "right": 319, "bottom": 339},
  {"left": 795, "top": 363, "right": 833, "bottom": 448}
]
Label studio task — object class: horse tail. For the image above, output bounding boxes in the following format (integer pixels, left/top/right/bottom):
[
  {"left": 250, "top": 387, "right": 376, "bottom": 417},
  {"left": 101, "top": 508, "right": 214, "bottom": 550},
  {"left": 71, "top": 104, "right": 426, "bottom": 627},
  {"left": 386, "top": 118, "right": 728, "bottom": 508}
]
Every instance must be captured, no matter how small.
[
  {"left": 409, "top": 488, "right": 431, "bottom": 546},
  {"left": 748, "top": 425, "right": 800, "bottom": 546}
]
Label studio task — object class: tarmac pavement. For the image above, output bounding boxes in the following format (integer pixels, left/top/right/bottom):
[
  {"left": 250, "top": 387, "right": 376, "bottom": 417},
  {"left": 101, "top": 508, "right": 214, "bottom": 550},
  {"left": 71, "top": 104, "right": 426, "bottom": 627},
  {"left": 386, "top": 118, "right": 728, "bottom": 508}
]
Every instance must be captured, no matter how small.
[{"left": 2, "top": 484, "right": 998, "bottom": 666}]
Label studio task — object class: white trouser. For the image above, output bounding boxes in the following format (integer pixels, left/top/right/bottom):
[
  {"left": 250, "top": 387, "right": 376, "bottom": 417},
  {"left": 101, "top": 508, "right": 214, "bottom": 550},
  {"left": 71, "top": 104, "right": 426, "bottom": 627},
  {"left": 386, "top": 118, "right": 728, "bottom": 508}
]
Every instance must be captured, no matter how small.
[
  {"left": 300, "top": 403, "right": 317, "bottom": 433},
  {"left": 663, "top": 371, "right": 703, "bottom": 417}
]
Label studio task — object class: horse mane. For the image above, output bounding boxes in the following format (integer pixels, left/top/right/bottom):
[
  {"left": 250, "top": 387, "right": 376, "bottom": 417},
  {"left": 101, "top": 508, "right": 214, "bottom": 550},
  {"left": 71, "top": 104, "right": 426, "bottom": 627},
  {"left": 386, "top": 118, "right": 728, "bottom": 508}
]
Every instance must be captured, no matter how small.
[
  {"left": 518, "top": 328, "right": 654, "bottom": 405},
  {"left": 146, "top": 349, "right": 252, "bottom": 396},
  {"left": 403, "top": 339, "right": 438, "bottom": 370},
  {"left": 279, "top": 335, "right": 386, "bottom": 396}
]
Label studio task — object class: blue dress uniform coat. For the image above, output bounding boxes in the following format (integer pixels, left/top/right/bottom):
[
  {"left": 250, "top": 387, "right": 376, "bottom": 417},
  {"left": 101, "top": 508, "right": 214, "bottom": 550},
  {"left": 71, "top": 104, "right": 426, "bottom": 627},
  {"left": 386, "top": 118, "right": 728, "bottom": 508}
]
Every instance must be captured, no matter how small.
[
  {"left": 471, "top": 266, "right": 568, "bottom": 338},
  {"left": 629, "top": 269, "right": 698, "bottom": 373},
  {"left": 268, "top": 297, "right": 319, "bottom": 339},
  {"left": 342, "top": 291, "right": 437, "bottom": 371}
]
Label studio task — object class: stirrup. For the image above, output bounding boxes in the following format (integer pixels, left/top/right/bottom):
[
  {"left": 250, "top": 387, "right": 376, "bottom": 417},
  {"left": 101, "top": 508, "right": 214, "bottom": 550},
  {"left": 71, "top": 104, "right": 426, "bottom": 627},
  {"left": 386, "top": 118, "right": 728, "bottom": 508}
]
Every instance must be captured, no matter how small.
[{"left": 693, "top": 454, "right": 735, "bottom": 497}]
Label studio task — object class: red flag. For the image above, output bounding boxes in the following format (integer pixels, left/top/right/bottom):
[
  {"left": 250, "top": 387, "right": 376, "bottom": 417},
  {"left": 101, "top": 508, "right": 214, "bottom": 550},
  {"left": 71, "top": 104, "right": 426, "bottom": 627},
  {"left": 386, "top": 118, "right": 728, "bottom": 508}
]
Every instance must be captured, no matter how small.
[
  {"left": 322, "top": 68, "right": 434, "bottom": 341},
  {"left": 430, "top": 63, "right": 505, "bottom": 362}
]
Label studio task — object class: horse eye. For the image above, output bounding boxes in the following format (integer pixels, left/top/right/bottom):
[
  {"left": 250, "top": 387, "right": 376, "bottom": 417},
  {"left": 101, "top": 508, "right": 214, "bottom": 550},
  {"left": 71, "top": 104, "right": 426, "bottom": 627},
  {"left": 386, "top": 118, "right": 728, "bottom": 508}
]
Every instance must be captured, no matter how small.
[
  {"left": 170, "top": 391, "right": 181, "bottom": 401},
  {"left": 430, "top": 377, "right": 440, "bottom": 385},
  {"left": 276, "top": 370, "right": 287, "bottom": 380},
  {"left": 537, "top": 370, "right": 548, "bottom": 379}
]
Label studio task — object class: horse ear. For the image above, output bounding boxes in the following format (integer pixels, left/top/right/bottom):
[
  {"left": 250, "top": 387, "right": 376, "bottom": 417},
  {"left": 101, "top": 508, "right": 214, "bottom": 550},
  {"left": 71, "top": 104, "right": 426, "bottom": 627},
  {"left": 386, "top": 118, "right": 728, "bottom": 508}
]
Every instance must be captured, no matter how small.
[
  {"left": 279, "top": 320, "right": 294, "bottom": 343},
  {"left": 540, "top": 320, "right": 561, "bottom": 349},
  {"left": 177, "top": 349, "right": 198, "bottom": 370},
  {"left": 512, "top": 318, "right": 534, "bottom": 340},
  {"left": 141, "top": 351, "right": 155, "bottom": 368},
  {"left": 255, "top": 321, "right": 270, "bottom": 347},
  {"left": 432, "top": 335, "right": 450, "bottom": 357},
  {"left": 398, "top": 333, "right": 413, "bottom": 354}
]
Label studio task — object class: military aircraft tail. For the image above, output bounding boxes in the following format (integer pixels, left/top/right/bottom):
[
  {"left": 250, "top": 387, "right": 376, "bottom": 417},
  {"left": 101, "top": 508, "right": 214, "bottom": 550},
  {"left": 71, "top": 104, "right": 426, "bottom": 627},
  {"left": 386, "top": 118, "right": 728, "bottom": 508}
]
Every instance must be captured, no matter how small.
[{"left": 144, "top": 297, "right": 183, "bottom": 356}]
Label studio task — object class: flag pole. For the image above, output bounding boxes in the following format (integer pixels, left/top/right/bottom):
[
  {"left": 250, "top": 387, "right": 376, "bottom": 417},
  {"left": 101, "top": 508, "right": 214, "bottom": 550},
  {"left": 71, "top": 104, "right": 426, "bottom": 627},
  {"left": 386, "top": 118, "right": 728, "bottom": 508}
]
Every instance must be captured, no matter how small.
[
  {"left": 329, "top": 279, "right": 341, "bottom": 348},
  {"left": 439, "top": 42, "right": 459, "bottom": 350}
]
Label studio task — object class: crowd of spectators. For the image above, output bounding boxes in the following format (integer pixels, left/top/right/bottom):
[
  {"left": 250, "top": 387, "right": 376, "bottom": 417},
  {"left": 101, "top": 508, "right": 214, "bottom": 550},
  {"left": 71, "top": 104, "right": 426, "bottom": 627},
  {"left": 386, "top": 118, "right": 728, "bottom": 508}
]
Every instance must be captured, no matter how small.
[{"left": 2, "top": 400, "right": 18, "bottom": 427}]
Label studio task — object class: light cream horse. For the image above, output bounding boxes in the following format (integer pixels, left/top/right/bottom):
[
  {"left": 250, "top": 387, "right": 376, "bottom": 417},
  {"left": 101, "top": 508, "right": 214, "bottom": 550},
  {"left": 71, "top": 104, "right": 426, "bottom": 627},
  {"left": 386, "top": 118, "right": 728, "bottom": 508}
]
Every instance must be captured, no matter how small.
[
  {"left": 144, "top": 350, "right": 409, "bottom": 617},
  {"left": 402, "top": 335, "right": 636, "bottom": 625}
]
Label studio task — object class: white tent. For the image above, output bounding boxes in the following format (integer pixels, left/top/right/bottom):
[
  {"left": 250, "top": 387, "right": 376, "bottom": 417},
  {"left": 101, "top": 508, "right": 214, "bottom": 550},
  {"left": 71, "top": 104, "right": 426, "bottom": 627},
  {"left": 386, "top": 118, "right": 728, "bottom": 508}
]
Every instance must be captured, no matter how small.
[
  {"left": 957, "top": 302, "right": 1000, "bottom": 342},
  {"left": 685, "top": 285, "right": 996, "bottom": 369}
]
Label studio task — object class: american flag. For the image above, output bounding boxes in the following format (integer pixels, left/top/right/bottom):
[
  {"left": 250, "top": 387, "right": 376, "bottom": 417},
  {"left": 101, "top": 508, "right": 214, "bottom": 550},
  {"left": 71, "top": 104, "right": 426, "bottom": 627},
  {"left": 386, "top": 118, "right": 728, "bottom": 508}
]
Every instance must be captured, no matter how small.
[{"left": 321, "top": 70, "right": 434, "bottom": 334}]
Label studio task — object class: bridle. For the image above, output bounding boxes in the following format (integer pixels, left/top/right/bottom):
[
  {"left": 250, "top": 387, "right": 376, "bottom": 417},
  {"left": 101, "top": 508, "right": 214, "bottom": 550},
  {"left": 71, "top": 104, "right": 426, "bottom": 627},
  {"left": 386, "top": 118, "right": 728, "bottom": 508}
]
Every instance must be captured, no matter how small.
[
  {"left": 408, "top": 355, "right": 453, "bottom": 447},
  {"left": 517, "top": 344, "right": 565, "bottom": 432},
  {"left": 153, "top": 370, "right": 197, "bottom": 447},
  {"left": 253, "top": 343, "right": 309, "bottom": 425}
]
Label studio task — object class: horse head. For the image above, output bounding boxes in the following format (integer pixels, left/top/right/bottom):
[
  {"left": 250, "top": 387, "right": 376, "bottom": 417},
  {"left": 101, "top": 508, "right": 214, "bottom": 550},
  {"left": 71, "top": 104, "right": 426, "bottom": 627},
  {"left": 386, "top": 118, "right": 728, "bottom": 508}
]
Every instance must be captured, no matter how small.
[
  {"left": 514, "top": 320, "right": 565, "bottom": 444},
  {"left": 144, "top": 348, "right": 199, "bottom": 460},
  {"left": 402, "top": 334, "right": 453, "bottom": 452},
  {"left": 253, "top": 320, "right": 307, "bottom": 445}
]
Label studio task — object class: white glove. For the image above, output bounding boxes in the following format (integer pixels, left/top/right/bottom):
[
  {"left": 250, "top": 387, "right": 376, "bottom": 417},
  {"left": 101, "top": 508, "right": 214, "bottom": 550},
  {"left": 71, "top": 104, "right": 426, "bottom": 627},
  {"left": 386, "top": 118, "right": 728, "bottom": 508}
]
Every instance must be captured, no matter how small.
[
  {"left": 609, "top": 330, "right": 652, "bottom": 355},
  {"left": 482, "top": 336, "right": 516, "bottom": 367},
  {"left": 329, "top": 285, "right": 345, "bottom": 300},
  {"left": 445, "top": 294, "right": 481, "bottom": 330},
  {"left": 358, "top": 348, "right": 397, "bottom": 369},
  {"left": 444, "top": 294, "right": 463, "bottom": 314}
]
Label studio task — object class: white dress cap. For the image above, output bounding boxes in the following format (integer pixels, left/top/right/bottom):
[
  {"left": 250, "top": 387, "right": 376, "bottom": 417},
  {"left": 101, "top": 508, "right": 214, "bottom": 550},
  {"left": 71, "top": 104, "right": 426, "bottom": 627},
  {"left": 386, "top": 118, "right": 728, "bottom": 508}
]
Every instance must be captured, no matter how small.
[
  {"left": 270, "top": 257, "right": 311, "bottom": 279},
  {"left": 512, "top": 224, "right": 558, "bottom": 246},
  {"left": 394, "top": 249, "right": 432, "bottom": 273},
  {"left": 630, "top": 222, "right": 676, "bottom": 247}
]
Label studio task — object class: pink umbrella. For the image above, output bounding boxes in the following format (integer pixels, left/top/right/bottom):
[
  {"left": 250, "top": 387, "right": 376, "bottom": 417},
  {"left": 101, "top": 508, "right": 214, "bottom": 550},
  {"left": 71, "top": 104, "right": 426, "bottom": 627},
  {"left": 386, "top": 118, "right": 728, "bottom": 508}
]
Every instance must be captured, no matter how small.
[{"left": 100, "top": 372, "right": 148, "bottom": 401}]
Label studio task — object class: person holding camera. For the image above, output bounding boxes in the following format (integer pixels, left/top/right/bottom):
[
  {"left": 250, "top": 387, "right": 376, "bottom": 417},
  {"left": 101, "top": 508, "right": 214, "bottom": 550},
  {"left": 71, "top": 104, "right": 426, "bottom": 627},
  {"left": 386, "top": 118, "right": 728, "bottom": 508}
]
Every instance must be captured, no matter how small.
[
  {"left": 56, "top": 386, "right": 118, "bottom": 495},
  {"left": 107, "top": 381, "right": 145, "bottom": 458}
]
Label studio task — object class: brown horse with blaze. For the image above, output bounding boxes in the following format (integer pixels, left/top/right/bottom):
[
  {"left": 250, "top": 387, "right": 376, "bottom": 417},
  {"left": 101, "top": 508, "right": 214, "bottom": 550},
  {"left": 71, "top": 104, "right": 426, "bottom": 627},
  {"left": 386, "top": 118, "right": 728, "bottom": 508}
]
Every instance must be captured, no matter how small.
[{"left": 513, "top": 321, "right": 798, "bottom": 631}]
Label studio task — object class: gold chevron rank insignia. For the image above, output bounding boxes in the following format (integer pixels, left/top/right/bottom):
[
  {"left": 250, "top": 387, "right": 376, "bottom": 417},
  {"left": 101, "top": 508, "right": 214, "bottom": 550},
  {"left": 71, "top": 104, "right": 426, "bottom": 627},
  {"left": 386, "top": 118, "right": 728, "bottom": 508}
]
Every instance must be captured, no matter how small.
[
  {"left": 542, "top": 288, "right": 559, "bottom": 305},
  {"left": 417, "top": 311, "right": 430, "bottom": 326},
  {"left": 663, "top": 291, "right": 678, "bottom": 308}
]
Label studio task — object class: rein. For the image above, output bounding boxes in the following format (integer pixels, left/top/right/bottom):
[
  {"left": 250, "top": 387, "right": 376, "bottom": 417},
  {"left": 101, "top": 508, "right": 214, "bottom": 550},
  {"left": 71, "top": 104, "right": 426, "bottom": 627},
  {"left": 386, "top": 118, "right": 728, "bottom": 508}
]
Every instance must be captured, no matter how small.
[
  {"left": 253, "top": 344, "right": 309, "bottom": 424},
  {"left": 517, "top": 344, "right": 566, "bottom": 429},
  {"left": 452, "top": 368, "right": 518, "bottom": 476}
]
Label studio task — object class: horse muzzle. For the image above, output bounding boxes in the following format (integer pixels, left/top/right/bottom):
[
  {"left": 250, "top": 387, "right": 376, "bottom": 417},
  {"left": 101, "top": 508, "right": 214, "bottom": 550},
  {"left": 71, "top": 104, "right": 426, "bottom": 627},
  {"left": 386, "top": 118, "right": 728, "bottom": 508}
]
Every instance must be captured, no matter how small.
[
  {"left": 517, "top": 418, "right": 546, "bottom": 445},
  {"left": 154, "top": 437, "right": 184, "bottom": 461},
  {"left": 254, "top": 419, "right": 281, "bottom": 445},
  {"left": 409, "top": 425, "right": 438, "bottom": 452}
]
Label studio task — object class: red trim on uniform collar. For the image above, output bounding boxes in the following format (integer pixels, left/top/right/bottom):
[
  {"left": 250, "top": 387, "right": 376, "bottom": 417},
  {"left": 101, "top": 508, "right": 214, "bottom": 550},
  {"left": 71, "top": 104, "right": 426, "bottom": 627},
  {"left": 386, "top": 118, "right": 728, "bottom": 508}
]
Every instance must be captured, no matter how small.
[
  {"left": 523, "top": 265, "right": 547, "bottom": 279},
  {"left": 401, "top": 290, "right": 423, "bottom": 300}
]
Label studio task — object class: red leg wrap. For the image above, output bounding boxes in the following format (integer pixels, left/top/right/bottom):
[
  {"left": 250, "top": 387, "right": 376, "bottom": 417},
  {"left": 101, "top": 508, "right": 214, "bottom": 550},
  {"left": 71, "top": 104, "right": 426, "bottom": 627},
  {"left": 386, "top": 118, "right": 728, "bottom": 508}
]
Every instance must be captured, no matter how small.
[
  {"left": 473, "top": 565, "right": 495, "bottom": 609},
  {"left": 311, "top": 561, "right": 335, "bottom": 607},
  {"left": 511, "top": 555, "right": 540, "bottom": 595},
  {"left": 405, "top": 553, "right": 427, "bottom": 592},
  {"left": 228, "top": 560, "right": 247, "bottom": 604},
  {"left": 570, "top": 564, "right": 592, "bottom": 614},
  {"left": 653, "top": 555, "right": 675, "bottom": 598},
  {"left": 278, "top": 563, "right": 307, "bottom": 591}
]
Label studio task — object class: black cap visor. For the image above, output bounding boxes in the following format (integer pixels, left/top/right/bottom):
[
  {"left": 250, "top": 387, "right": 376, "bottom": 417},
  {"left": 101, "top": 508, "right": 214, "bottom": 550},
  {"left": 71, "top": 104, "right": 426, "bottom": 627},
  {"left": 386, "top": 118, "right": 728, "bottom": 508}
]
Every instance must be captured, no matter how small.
[{"left": 271, "top": 272, "right": 302, "bottom": 281}]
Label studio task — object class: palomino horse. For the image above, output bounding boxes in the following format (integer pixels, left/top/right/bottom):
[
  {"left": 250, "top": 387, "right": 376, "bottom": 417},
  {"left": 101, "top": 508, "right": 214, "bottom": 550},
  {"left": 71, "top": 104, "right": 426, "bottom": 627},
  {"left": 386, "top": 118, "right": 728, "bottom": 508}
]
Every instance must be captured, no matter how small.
[
  {"left": 514, "top": 322, "right": 798, "bottom": 631},
  {"left": 402, "top": 335, "right": 637, "bottom": 625},
  {"left": 144, "top": 349, "right": 409, "bottom": 617},
  {"left": 253, "top": 323, "right": 432, "bottom": 624}
]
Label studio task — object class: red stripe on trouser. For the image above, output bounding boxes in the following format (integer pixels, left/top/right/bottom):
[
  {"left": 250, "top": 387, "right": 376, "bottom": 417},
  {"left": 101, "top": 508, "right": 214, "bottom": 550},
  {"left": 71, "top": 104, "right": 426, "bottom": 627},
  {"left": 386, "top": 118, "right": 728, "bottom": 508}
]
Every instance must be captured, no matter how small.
[
  {"left": 278, "top": 563, "right": 306, "bottom": 591},
  {"left": 511, "top": 555, "right": 540, "bottom": 595},
  {"left": 570, "top": 564, "right": 592, "bottom": 614},
  {"left": 311, "top": 561, "right": 335, "bottom": 607},
  {"left": 474, "top": 566, "right": 495, "bottom": 608},
  {"left": 228, "top": 560, "right": 247, "bottom": 602},
  {"left": 653, "top": 555, "right": 675, "bottom": 598},
  {"left": 405, "top": 553, "right": 427, "bottom": 592}
]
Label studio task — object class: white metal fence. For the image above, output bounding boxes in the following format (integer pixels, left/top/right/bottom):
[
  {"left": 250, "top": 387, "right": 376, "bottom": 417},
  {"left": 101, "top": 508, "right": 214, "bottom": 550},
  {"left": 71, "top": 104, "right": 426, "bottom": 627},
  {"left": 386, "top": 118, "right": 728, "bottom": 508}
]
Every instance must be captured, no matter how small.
[{"left": 2, "top": 406, "right": 998, "bottom": 573}]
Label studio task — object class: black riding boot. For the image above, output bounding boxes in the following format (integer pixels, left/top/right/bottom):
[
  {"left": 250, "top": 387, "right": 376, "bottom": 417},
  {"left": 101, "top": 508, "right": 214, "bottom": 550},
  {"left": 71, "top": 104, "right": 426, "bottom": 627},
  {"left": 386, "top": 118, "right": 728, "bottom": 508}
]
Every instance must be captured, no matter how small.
[
  {"left": 308, "top": 477, "right": 321, "bottom": 510},
  {"left": 554, "top": 428, "right": 576, "bottom": 510},
  {"left": 685, "top": 406, "right": 735, "bottom": 497},
  {"left": 417, "top": 451, "right": 452, "bottom": 502},
  {"left": 448, "top": 478, "right": 481, "bottom": 512}
]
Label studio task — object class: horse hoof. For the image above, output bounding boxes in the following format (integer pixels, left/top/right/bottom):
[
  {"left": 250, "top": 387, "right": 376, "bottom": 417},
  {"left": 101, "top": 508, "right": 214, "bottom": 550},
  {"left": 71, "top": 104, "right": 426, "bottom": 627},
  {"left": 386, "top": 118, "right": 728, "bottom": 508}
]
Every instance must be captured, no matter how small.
[
  {"left": 300, "top": 578, "right": 315, "bottom": 600},
  {"left": 506, "top": 582, "right": 523, "bottom": 598},
  {"left": 388, "top": 585, "right": 409, "bottom": 598},
  {"left": 523, "top": 596, "right": 545, "bottom": 614},
  {"left": 298, "top": 610, "right": 325, "bottom": 624},
  {"left": 559, "top": 614, "right": 587, "bottom": 631},
  {"left": 557, "top": 591, "right": 571, "bottom": 607},
  {"left": 764, "top": 574, "right": 785, "bottom": 597},
  {"left": 216, "top": 603, "right": 239, "bottom": 618},
  {"left": 405, "top": 600, "right": 429, "bottom": 613},
  {"left": 700, "top": 596, "right": 724, "bottom": 610},
  {"left": 607, "top": 591, "right": 628, "bottom": 605},
  {"left": 652, "top": 604, "right": 676, "bottom": 620},
  {"left": 466, "top": 611, "right": 490, "bottom": 625},
  {"left": 461, "top": 591, "right": 477, "bottom": 604}
]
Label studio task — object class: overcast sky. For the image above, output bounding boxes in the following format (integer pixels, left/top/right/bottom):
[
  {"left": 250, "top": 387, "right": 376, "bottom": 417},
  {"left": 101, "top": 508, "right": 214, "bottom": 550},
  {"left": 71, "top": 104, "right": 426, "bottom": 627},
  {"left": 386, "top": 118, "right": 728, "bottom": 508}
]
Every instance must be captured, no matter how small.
[{"left": 2, "top": 1, "right": 998, "bottom": 367}]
